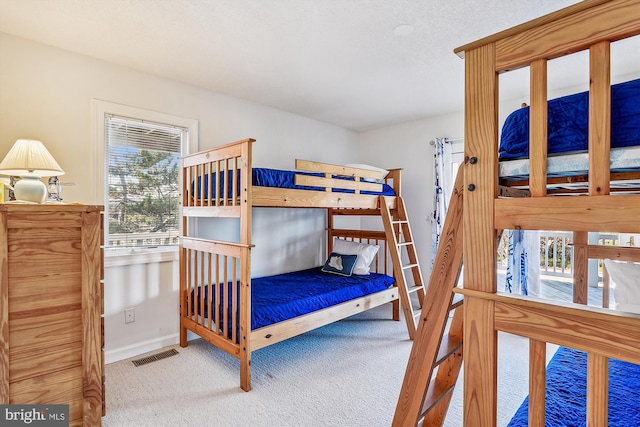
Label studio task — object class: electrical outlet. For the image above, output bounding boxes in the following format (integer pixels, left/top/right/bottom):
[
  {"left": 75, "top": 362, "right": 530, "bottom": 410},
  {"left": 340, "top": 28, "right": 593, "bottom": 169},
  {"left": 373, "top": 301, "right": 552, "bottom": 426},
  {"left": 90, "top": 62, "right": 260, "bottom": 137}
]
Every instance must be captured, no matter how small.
[{"left": 124, "top": 308, "right": 135, "bottom": 323}]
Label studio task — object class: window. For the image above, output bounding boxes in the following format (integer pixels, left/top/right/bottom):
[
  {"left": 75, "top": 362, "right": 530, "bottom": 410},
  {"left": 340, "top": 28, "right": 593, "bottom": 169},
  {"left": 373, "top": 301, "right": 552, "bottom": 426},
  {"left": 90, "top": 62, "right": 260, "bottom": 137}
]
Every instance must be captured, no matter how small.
[
  {"left": 92, "top": 100, "right": 198, "bottom": 252},
  {"left": 105, "top": 115, "right": 185, "bottom": 248}
]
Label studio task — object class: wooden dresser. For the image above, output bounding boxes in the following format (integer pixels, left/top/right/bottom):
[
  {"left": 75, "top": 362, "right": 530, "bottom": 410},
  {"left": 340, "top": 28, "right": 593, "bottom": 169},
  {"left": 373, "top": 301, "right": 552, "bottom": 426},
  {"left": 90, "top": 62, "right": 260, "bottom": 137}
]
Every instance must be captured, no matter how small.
[{"left": 0, "top": 204, "right": 104, "bottom": 426}]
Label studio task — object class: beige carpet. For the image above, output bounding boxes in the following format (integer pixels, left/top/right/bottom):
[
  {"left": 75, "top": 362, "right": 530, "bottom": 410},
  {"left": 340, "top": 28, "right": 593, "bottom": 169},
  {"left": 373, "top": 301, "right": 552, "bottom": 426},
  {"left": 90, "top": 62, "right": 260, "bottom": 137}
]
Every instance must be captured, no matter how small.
[{"left": 103, "top": 304, "right": 554, "bottom": 427}]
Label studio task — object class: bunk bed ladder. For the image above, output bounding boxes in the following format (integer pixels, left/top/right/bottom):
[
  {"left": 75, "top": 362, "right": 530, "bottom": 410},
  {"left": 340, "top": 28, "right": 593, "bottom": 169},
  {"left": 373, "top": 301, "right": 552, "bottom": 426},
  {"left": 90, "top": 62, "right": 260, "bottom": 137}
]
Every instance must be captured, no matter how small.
[
  {"left": 392, "top": 168, "right": 465, "bottom": 427},
  {"left": 380, "top": 196, "right": 426, "bottom": 340}
]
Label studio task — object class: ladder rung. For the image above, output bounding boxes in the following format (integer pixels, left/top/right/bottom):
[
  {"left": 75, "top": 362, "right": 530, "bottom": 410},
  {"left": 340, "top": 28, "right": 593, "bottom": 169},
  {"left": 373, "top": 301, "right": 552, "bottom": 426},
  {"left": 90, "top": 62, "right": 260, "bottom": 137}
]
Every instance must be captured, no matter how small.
[
  {"left": 392, "top": 220, "right": 408, "bottom": 225},
  {"left": 408, "top": 285, "right": 424, "bottom": 294},
  {"left": 402, "top": 263, "right": 419, "bottom": 270},
  {"left": 434, "top": 334, "right": 463, "bottom": 368},
  {"left": 397, "top": 241, "right": 413, "bottom": 247},
  {"left": 413, "top": 308, "right": 421, "bottom": 318},
  {"left": 449, "top": 294, "right": 464, "bottom": 311},
  {"left": 419, "top": 378, "right": 456, "bottom": 420}
]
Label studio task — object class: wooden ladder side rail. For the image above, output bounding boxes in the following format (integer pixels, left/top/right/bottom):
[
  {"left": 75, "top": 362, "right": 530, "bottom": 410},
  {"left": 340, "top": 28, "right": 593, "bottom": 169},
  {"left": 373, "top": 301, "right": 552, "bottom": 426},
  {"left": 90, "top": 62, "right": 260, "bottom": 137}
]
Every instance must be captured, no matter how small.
[
  {"left": 396, "top": 197, "right": 427, "bottom": 304},
  {"left": 380, "top": 196, "right": 426, "bottom": 340},
  {"left": 392, "top": 168, "right": 465, "bottom": 427}
]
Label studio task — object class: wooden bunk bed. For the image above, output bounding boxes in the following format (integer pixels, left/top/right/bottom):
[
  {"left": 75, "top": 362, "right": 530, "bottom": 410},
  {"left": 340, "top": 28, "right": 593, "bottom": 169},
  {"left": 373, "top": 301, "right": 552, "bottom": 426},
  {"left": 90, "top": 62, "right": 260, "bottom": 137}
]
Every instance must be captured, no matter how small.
[
  {"left": 394, "top": 0, "right": 640, "bottom": 425},
  {"left": 179, "top": 138, "right": 426, "bottom": 391}
]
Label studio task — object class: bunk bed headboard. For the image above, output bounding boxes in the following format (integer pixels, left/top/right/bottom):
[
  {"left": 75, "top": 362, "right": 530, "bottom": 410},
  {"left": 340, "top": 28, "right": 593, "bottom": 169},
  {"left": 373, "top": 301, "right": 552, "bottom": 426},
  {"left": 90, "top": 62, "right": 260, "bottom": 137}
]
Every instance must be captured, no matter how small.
[{"left": 454, "top": 1, "right": 640, "bottom": 425}]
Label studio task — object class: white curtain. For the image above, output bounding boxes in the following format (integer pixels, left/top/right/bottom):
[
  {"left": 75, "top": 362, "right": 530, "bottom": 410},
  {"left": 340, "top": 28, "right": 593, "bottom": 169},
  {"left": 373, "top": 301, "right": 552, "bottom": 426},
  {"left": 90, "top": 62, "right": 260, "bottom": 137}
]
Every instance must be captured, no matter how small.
[{"left": 431, "top": 138, "right": 452, "bottom": 269}]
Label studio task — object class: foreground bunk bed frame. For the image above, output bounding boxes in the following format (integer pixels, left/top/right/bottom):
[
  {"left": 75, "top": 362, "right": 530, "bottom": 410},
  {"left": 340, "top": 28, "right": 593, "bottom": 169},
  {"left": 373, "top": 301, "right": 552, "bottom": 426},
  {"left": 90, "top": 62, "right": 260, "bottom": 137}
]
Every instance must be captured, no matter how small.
[
  {"left": 394, "top": 0, "right": 640, "bottom": 426},
  {"left": 179, "top": 138, "right": 425, "bottom": 391}
]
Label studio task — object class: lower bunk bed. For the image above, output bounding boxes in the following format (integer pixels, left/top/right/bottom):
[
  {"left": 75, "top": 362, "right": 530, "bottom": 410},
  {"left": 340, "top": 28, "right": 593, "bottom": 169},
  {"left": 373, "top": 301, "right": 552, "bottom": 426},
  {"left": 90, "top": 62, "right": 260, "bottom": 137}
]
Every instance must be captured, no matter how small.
[{"left": 180, "top": 234, "right": 402, "bottom": 391}]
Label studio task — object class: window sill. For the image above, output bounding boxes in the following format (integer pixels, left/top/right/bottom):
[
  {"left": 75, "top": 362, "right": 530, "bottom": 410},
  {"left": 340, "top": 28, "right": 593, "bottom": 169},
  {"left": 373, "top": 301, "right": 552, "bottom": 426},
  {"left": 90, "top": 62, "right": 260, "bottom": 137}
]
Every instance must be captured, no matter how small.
[{"left": 104, "top": 246, "right": 179, "bottom": 267}]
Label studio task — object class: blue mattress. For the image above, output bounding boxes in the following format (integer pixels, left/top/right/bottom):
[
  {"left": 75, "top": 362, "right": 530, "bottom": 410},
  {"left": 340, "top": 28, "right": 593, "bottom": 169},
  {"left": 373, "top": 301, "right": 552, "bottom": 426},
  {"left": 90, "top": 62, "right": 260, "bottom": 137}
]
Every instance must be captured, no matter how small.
[
  {"left": 499, "top": 78, "right": 640, "bottom": 160},
  {"left": 193, "top": 267, "right": 395, "bottom": 331},
  {"left": 194, "top": 167, "right": 396, "bottom": 198},
  {"left": 507, "top": 347, "right": 640, "bottom": 427}
]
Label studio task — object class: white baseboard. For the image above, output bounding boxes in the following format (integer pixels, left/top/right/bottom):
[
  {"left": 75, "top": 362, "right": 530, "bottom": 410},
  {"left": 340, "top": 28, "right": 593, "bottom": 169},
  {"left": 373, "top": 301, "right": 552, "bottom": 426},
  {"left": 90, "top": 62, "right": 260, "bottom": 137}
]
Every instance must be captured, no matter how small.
[{"left": 105, "top": 334, "right": 180, "bottom": 364}]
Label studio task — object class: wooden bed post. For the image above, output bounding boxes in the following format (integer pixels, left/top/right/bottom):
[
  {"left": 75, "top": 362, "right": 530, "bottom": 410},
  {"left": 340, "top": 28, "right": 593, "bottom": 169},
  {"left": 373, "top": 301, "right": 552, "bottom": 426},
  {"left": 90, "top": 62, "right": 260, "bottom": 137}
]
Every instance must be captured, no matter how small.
[
  {"left": 462, "top": 42, "right": 499, "bottom": 427},
  {"left": 239, "top": 139, "right": 253, "bottom": 391}
]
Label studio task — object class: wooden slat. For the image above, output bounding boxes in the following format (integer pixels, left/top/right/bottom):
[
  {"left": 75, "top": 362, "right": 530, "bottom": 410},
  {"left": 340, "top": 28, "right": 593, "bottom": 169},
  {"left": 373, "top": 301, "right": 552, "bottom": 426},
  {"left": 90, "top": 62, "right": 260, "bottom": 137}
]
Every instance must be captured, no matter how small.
[
  {"left": 181, "top": 236, "right": 252, "bottom": 258},
  {"left": 180, "top": 138, "right": 253, "bottom": 167},
  {"left": 182, "top": 205, "right": 241, "bottom": 218},
  {"left": 587, "top": 353, "right": 608, "bottom": 427},
  {"left": 587, "top": 244, "right": 640, "bottom": 262},
  {"left": 494, "top": 0, "right": 640, "bottom": 72},
  {"left": 588, "top": 40, "right": 611, "bottom": 196},
  {"left": 573, "top": 232, "right": 588, "bottom": 305},
  {"left": 251, "top": 287, "right": 398, "bottom": 351},
  {"left": 294, "top": 174, "right": 383, "bottom": 193},
  {"left": 295, "top": 159, "right": 384, "bottom": 181},
  {"left": 495, "top": 195, "right": 640, "bottom": 233},
  {"left": 529, "top": 58, "right": 548, "bottom": 198},
  {"left": 331, "top": 229, "right": 387, "bottom": 241},
  {"left": 528, "top": 339, "right": 546, "bottom": 427},
  {"left": 455, "top": 288, "right": 640, "bottom": 365},
  {"left": 454, "top": 0, "right": 613, "bottom": 57},
  {"left": 252, "top": 186, "right": 397, "bottom": 209}
]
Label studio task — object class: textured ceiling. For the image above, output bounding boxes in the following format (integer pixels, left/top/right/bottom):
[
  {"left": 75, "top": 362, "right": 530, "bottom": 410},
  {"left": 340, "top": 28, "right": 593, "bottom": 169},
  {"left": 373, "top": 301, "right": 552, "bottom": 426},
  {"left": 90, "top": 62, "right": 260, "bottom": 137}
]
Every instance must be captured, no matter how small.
[{"left": 1, "top": 0, "right": 637, "bottom": 131}]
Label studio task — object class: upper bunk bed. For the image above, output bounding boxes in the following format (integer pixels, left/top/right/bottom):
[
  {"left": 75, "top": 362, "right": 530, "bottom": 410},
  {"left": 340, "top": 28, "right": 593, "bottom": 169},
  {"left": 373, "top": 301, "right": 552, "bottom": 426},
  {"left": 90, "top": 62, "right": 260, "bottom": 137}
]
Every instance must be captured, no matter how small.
[
  {"left": 452, "top": 0, "right": 640, "bottom": 426},
  {"left": 179, "top": 137, "right": 424, "bottom": 392},
  {"left": 498, "top": 77, "right": 640, "bottom": 194},
  {"left": 181, "top": 137, "right": 401, "bottom": 215}
]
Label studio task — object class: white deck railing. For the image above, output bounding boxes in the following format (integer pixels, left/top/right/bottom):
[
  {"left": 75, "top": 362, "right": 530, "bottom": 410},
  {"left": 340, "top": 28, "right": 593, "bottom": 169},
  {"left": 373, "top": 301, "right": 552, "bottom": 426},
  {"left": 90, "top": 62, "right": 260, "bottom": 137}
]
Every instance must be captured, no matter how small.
[
  {"left": 108, "top": 231, "right": 179, "bottom": 248},
  {"left": 498, "top": 231, "right": 626, "bottom": 279}
]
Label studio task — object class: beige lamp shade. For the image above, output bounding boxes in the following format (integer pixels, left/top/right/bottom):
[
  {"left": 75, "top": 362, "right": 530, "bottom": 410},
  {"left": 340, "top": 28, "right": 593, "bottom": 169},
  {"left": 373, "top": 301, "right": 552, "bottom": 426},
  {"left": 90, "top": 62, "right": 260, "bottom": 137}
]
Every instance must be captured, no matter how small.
[
  {"left": 0, "top": 139, "right": 65, "bottom": 177},
  {"left": 0, "top": 139, "right": 65, "bottom": 203}
]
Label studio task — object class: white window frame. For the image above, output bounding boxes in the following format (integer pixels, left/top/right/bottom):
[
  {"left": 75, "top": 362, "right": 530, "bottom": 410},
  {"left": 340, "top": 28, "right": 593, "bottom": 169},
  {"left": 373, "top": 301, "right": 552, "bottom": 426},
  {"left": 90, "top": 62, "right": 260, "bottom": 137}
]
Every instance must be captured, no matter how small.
[{"left": 91, "top": 100, "right": 198, "bottom": 266}]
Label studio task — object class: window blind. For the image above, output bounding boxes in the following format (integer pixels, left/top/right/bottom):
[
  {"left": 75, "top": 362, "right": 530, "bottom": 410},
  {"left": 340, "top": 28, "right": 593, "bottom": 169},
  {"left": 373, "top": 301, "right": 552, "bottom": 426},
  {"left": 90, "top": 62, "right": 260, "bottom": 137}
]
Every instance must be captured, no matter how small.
[{"left": 105, "top": 114, "right": 186, "bottom": 248}]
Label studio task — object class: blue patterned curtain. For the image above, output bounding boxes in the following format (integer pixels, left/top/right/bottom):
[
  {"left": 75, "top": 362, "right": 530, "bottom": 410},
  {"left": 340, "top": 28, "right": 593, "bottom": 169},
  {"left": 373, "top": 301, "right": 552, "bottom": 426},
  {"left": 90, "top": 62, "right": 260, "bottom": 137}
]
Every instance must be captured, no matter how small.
[
  {"left": 505, "top": 230, "right": 528, "bottom": 295},
  {"left": 505, "top": 230, "right": 540, "bottom": 296},
  {"left": 431, "top": 138, "right": 451, "bottom": 269}
]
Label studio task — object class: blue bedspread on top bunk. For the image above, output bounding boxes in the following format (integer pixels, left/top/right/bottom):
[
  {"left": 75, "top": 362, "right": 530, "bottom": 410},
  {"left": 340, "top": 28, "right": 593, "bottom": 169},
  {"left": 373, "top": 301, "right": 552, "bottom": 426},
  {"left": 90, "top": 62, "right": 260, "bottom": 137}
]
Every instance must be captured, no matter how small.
[
  {"left": 194, "top": 267, "right": 396, "bottom": 330},
  {"left": 194, "top": 167, "right": 396, "bottom": 198},
  {"left": 507, "top": 346, "right": 640, "bottom": 427},
  {"left": 499, "top": 78, "right": 640, "bottom": 160}
]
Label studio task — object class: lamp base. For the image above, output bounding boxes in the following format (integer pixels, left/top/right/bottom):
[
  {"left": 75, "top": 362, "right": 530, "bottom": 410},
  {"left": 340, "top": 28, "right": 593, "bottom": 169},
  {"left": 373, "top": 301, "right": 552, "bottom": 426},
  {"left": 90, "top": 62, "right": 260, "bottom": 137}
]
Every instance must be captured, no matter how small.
[{"left": 14, "top": 174, "right": 47, "bottom": 203}]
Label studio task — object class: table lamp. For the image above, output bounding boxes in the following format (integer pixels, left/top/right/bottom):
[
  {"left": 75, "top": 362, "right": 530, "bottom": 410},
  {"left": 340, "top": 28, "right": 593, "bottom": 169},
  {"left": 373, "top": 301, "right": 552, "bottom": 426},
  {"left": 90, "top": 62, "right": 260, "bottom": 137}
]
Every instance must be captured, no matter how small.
[{"left": 0, "top": 139, "right": 65, "bottom": 203}]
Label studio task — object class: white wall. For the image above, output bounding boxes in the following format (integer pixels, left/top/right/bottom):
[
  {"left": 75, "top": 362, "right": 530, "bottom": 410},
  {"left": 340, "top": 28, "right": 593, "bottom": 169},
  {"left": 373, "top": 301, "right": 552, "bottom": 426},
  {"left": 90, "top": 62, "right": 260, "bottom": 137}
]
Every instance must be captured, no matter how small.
[
  {"left": 0, "top": 33, "right": 362, "bottom": 362},
  {"left": 358, "top": 112, "right": 464, "bottom": 275}
]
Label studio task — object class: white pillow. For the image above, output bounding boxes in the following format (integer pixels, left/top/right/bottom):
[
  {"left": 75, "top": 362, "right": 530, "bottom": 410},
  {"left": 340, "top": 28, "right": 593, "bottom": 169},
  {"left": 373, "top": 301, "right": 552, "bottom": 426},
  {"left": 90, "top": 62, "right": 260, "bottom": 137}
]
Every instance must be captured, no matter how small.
[
  {"left": 345, "top": 163, "right": 389, "bottom": 183},
  {"left": 332, "top": 238, "right": 379, "bottom": 275},
  {"left": 603, "top": 259, "right": 640, "bottom": 314}
]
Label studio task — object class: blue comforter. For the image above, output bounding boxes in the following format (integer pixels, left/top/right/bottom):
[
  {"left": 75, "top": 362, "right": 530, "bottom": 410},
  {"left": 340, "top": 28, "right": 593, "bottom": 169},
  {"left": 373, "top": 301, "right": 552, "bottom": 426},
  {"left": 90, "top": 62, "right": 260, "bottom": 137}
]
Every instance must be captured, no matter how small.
[
  {"left": 507, "top": 346, "right": 640, "bottom": 426},
  {"left": 194, "top": 167, "right": 396, "bottom": 199},
  {"left": 499, "top": 78, "right": 640, "bottom": 160},
  {"left": 193, "top": 267, "right": 395, "bottom": 330}
]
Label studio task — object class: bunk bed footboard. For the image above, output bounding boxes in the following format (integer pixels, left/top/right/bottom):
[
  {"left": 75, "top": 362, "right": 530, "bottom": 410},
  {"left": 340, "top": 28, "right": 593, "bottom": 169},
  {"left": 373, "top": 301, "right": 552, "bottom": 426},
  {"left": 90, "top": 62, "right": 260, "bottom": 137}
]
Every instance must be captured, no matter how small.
[{"left": 180, "top": 236, "right": 252, "bottom": 388}]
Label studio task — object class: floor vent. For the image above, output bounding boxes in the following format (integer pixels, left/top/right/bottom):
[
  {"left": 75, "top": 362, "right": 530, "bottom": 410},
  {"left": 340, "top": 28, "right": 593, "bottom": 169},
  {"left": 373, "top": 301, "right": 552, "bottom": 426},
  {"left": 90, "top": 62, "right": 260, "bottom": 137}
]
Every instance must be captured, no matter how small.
[{"left": 131, "top": 348, "right": 179, "bottom": 367}]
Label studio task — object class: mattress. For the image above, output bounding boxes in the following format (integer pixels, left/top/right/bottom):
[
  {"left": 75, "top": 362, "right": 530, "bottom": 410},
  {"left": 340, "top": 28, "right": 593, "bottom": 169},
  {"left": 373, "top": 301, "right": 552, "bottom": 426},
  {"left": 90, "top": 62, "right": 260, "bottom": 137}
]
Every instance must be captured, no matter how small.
[
  {"left": 499, "top": 145, "right": 640, "bottom": 182},
  {"left": 194, "top": 167, "right": 396, "bottom": 198},
  {"left": 499, "top": 78, "right": 640, "bottom": 160},
  {"left": 193, "top": 267, "right": 396, "bottom": 331}
]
